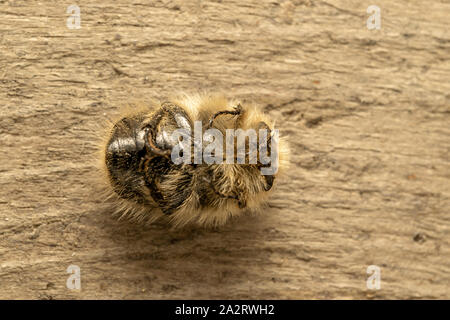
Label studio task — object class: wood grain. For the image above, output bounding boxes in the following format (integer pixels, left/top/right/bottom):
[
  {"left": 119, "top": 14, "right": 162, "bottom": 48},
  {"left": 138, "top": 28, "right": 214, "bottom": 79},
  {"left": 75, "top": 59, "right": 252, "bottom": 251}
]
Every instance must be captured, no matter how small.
[{"left": 0, "top": 0, "right": 449, "bottom": 299}]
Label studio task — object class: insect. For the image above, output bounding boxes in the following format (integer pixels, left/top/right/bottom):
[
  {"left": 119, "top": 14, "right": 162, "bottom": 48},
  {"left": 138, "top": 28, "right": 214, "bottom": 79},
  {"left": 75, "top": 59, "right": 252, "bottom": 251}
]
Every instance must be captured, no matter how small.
[{"left": 97, "top": 94, "right": 289, "bottom": 228}]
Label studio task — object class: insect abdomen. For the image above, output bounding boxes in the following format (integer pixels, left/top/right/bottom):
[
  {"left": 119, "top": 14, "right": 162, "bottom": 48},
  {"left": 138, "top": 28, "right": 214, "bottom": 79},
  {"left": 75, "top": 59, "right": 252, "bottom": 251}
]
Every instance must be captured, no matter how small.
[{"left": 105, "top": 116, "right": 148, "bottom": 202}]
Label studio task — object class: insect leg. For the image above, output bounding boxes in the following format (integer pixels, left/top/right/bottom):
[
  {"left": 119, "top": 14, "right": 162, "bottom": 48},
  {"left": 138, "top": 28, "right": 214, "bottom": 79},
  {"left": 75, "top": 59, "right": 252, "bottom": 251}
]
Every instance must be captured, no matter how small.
[
  {"left": 206, "top": 103, "right": 243, "bottom": 129},
  {"left": 143, "top": 102, "right": 193, "bottom": 158},
  {"left": 143, "top": 156, "right": 193, "bottom": 215}
]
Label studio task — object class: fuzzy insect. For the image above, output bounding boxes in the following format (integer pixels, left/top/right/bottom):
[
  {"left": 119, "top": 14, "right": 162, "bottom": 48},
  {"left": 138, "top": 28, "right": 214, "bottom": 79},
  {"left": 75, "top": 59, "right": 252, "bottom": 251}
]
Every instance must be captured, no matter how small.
[{"left": 97, "top": 94, "right": 289, "bottom": 228}]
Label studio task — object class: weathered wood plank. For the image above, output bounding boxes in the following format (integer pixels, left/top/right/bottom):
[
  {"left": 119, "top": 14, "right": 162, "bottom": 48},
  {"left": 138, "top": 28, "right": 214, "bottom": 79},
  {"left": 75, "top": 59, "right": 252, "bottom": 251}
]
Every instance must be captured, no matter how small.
[{"left": 0, "top": 0, "right": 448, "bottom": 299}]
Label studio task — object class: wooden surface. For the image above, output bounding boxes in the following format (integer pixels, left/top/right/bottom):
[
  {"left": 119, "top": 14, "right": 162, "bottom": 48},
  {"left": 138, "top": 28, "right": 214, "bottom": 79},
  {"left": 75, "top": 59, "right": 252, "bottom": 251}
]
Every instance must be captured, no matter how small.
[{"left": 0, "top": 0, "right": 449, "bottom": 299}]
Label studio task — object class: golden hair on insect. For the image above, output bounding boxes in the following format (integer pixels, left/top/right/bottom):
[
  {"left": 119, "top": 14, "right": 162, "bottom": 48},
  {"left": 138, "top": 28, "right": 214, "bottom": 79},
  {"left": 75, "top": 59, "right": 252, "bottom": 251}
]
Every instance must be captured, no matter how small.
[{"left": 95, "top": 93, "right": 289, "bottom": 228}]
